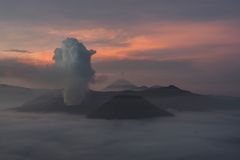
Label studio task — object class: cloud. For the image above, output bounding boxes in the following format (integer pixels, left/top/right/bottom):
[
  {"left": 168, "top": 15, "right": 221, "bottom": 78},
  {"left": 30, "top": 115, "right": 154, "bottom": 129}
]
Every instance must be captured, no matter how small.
[
  {"left": 0, "top": 59, "right": 63, "bottom": 88},
  {"left": 86, "top": 38, "right": 130, "bottom": 48},
  {"left": 94, "top": 59, "right": 194, "bottom": 73},
  {"left": 0, "top": 0, "right": 240, "bottom": 26},
  {"left": 0, "top": 110, "right": 240, "bottom": 160},
  {"left": 124, "top": 43, "right": 240, "bottom": 60},
  {"left": 3, "top": 49, "right": 32, "bottom": 53}
]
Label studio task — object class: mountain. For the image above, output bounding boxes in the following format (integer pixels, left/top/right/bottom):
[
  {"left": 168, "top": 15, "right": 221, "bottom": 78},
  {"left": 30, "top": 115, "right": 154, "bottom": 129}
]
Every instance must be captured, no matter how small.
[
  {"left": 103, "top": 79, "right": 139, "bottom": 91},
  {"left": 0, "top": 84, "right": 51, "bottom": 108},
  {"left": 14, "top": 84, "right": 240, "bottom": 116},
  {"left": 87, "top": 95, "right": 174, "bottom": 119},
  {"left": 103, "top": 79, "right": 175, "bottom": 92}
]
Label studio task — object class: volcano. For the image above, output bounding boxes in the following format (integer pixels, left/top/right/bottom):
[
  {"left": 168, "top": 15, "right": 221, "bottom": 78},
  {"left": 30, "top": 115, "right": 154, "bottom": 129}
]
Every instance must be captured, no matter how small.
[
  {"left": 103, "top": 79, "right": 139, "bottom": 91},
  {"left": 87, "top": 95, "right": 174, "bottom": 119}
]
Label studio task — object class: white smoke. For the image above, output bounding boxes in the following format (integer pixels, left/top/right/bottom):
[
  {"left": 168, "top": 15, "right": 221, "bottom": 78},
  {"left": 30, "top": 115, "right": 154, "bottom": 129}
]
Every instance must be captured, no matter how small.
[{"left": 53, "top": 38, "right": 96, "bottom": 105}]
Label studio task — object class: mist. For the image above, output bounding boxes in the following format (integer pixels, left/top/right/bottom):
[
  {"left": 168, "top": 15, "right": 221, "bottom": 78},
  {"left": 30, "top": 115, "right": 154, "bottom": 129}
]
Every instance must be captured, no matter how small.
[{"left": 0, "top": 109, "right": 239, "bottom": 160}]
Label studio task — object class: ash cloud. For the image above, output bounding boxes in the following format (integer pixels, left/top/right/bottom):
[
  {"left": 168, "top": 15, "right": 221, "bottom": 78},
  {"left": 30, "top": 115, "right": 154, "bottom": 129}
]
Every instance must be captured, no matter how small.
[{"left": 53, "top": 38, "right": 96, "bottom": 105}]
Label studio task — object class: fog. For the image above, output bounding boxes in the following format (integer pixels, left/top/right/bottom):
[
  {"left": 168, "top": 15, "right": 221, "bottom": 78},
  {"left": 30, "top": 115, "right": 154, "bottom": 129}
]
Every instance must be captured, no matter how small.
[{"left": 0, "top": 107, "right": 240, "bottom": 160}]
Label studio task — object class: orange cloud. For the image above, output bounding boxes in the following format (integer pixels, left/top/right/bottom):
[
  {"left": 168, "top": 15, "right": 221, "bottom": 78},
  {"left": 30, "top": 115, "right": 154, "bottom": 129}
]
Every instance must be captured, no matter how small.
[
  {"left": 0, "top": 51, "right": 53, "bottom": 65},
  {"left": 0, "top": 20, "right": 239, "bottom": 65}
]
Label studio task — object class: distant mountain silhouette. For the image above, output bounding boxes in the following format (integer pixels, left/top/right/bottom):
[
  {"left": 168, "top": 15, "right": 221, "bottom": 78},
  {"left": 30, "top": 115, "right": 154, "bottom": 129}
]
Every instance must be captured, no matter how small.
[
  {"left": 87, "top": 95, "right": 174, "bottom": 119},
  {"left": 103, "top": 79, "right": 141, "bottom": 91},
  {"left": 13, "top": 84, "right": 240, "bottom": 116},
  {"left": 150, "top": 85, "right": 164, "bottom": 89},
  {"left": 103, "top": 79, "right": 183, "bottom": 92},
  {"left": 117, "top": 85, "right": 194, "bottom": 97},
  {"left": 14, "top": 85, "right": 196, "bottom": 114},
  {"left": 0, "top": 84, "right": 49, "bottom": 108}
]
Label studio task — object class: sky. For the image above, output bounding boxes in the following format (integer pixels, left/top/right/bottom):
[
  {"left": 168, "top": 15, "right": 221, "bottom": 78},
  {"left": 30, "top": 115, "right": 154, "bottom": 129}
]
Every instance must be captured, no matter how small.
[{"left": 0, "top": 0, "right": 240, "bottom": 96}]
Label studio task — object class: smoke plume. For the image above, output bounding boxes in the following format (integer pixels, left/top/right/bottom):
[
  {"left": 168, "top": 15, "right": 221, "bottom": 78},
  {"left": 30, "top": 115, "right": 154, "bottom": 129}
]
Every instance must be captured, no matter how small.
[{"left": 53, "top": 38, "right": 96, "bottom": 105}]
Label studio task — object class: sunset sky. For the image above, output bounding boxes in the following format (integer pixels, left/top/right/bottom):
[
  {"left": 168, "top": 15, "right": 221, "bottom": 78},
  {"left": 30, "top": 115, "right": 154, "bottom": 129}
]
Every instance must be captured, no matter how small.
[{"left": 0, "top": 0, "right": 240, "bottom": 96}]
